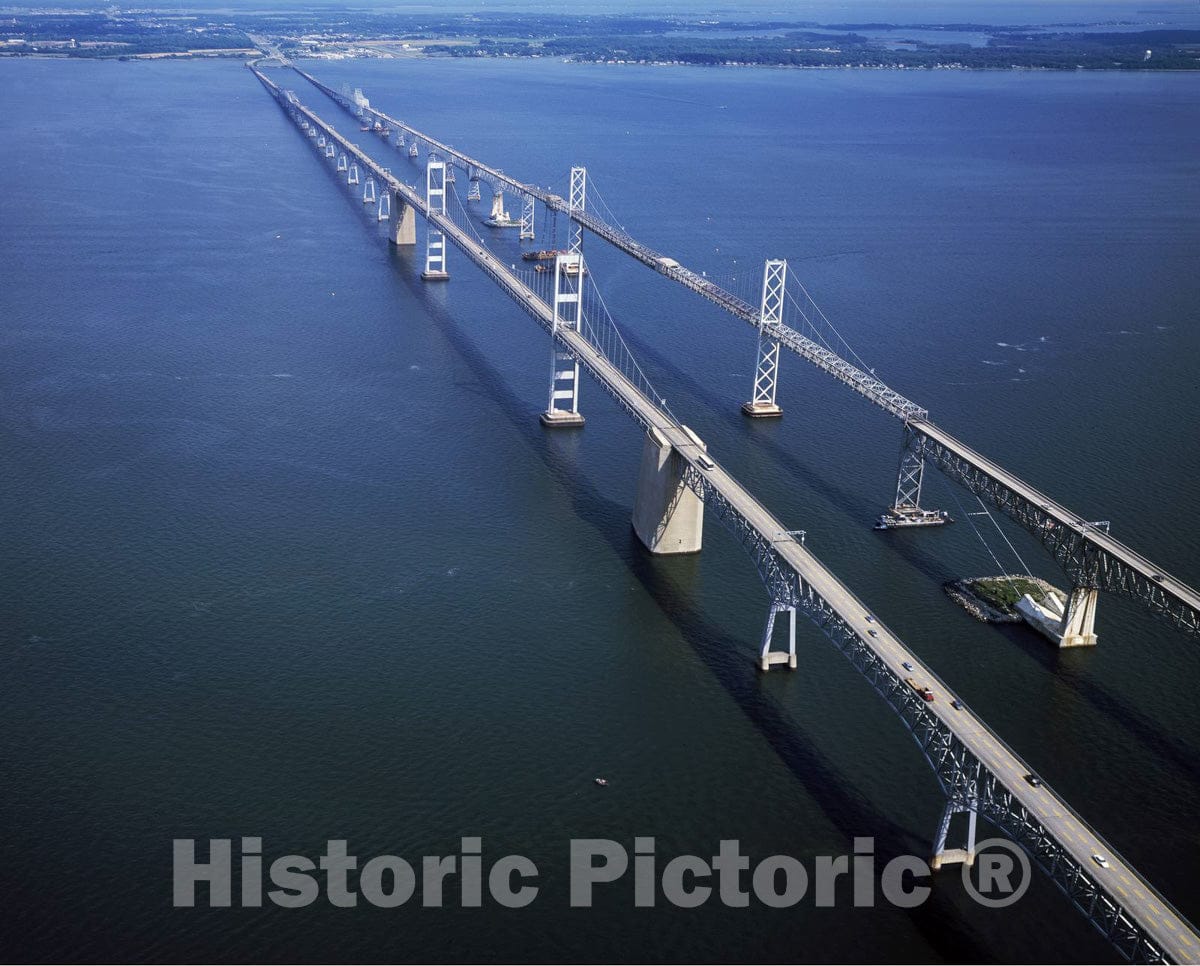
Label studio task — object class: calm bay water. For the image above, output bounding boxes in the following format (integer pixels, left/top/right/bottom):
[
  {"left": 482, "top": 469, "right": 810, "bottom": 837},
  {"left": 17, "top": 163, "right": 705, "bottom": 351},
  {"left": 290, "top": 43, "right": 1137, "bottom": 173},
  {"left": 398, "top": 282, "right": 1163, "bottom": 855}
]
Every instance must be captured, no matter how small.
[{"left": 1, "top": 55, "right": 1198, "bottom": 962}]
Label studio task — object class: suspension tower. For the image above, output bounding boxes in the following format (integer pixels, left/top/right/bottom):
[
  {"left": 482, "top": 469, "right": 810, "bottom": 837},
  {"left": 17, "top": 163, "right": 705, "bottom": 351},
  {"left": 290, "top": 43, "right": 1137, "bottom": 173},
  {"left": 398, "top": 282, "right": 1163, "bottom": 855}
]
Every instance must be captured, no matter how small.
[
  {"left": 568, "top": 166, "right": 586, "bottom": 254},
  {"left": 539, "top": 252, "right": 586, "bottom": 428},
  {"left": 519, "top": 193, "right": 536, "bottom": 241},
  {"left": 742, "top": 259, "right": 786, "bottom": 418},
  {"left": 421, "top": 158, "right": 449, "bottom": 282},
  {"left": 877, "top": 423, "right": 948, "bottom": 531}
]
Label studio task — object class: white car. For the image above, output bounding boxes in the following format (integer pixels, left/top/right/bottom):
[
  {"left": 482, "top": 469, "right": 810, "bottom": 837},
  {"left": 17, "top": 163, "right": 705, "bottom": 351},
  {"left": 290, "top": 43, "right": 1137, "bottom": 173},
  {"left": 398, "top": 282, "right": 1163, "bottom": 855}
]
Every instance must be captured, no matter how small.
[
  {"left": 1092, "top": 854, "right": 1110, "bottom": 869},
  {"left": 902, "top": 661, "right": 914, "bottom": 671}
]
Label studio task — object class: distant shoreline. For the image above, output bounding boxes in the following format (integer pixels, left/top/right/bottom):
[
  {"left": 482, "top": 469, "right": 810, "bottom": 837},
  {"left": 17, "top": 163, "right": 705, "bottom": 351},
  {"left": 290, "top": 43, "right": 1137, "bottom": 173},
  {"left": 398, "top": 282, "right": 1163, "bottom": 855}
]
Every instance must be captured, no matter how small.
[
  {"left": 4, "top": 10, "right": 1199, "bottom": 70},
  {"left": 4, "top": 51, "right": 1200, "bottom": 74}
]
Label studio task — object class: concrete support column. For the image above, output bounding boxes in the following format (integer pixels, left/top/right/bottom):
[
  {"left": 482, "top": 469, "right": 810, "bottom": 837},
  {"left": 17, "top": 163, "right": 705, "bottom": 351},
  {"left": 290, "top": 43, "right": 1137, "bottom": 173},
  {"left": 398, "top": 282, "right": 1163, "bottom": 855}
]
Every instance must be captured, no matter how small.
[
  {"left": 631, "top": 426, "right": 704, "bottom": 555},
  {"left": 391, "top": 196, "right": 416, "bottom": 246},
  {"left": 1058, "top": 586, "right": 1099, "bottom": 647}
]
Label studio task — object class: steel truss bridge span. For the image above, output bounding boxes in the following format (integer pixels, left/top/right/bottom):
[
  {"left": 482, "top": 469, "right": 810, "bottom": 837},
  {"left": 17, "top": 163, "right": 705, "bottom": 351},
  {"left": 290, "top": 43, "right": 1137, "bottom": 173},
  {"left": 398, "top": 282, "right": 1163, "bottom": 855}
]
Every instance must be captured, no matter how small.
[
  {"left": 293, "top": 66, "right": 1199, "bottom": 643},
  {"left": 251, "top": 66, "right": 1198, "bottom": 963}
]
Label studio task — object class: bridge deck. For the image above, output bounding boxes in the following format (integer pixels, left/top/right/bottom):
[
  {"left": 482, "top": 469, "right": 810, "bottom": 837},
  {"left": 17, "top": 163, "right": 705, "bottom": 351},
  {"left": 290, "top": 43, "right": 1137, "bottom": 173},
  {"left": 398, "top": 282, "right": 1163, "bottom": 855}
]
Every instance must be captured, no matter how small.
[
  {"left": 293, "top": 66, "right": 1200, "bottom": 636},
  {"left": 255, "top": 67, "right": 1198, "bottom": 962},
  {"left": 914, "top": 419, "right": 1200, "bottom": 628}
]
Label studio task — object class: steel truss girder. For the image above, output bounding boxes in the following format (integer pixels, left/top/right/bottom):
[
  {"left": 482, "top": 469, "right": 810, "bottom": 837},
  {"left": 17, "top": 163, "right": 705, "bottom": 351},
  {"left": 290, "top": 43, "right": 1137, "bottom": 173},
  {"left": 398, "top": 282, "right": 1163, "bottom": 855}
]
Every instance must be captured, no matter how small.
[
  {"left": 909, "top": 422, "right": 1200, "bottom": 635},
  {"left": 290, "top": 67, "right": 924, "bottom": 422},
  {"left": 566, "top": 208, "right": 928, "bottom": 422},
  {"left": 257, "top": 76, "right": 1183, "bottom": 962},
  {"left": 675, "top": 464, "right": 1169, "bottom": 962}
]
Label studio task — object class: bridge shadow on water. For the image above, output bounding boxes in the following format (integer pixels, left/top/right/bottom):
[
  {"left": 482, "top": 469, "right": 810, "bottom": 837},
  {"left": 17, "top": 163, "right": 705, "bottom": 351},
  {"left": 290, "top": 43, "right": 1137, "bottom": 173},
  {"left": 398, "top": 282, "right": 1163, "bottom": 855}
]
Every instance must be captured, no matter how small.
[
  {"left": 986, "top": 616, "right": 1200, "bottom": 788},
  {"left": 382, "top": 246, "right": 1004, "bottom": 963},
  {"left": 618, "top": 327, "right": 1200, "bottom": 791},
  {"left": 610, "top": 326, "right": 976, "bottom": 590}
]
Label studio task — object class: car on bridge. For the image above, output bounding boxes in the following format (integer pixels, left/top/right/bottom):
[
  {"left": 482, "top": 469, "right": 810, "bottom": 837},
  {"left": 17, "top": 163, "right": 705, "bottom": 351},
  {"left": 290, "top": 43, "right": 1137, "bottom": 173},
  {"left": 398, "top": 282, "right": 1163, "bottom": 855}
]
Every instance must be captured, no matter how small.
[
  {"left": 1024, "top": 773, "right": 1043, "bottom": 787},
  {"left": 1093, "top": 854, "right": 1110, "bottom": 869}
]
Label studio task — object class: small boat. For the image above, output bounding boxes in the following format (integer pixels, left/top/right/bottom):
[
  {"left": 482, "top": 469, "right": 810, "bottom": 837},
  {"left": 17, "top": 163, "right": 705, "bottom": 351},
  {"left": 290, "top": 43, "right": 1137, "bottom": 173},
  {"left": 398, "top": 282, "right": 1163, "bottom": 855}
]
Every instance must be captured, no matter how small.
[{"left": 593, "top": 777, "right": 608, "bottom": 787}]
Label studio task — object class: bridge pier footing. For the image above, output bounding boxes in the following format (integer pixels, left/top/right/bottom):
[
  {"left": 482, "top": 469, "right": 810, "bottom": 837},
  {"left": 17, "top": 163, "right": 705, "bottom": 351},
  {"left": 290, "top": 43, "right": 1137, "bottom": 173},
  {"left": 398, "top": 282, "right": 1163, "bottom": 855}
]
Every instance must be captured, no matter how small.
[
  {"left": 741, "top": 401, "right": 783, "bottom": 419},
  {"left": 540, "top": 409, "right": 585, "bottom": 428},
  {"left": 930, "top": 801, "right": 977, "bottom": 870},
  {"left": 758, "top": 602, "right": 797, "bottom": 671},
  {"left": 631, "top": 425, "right": 704, "bottom": 555}
]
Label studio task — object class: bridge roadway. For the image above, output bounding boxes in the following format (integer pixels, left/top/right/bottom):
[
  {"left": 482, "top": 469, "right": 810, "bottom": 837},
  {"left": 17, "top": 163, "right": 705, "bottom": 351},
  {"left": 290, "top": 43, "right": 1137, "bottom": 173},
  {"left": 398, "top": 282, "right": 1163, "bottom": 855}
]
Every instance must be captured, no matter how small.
[
  {"left": 292, "top": 66, "right": 1200, "bottom": 637},
  {"left": 254, "top": 66, "right": 1198, "bottom": 962},
  {"left": 913, "top": 420, "right": 1200, "bottom": 633},
  {"left": 291, "top": 65, "right": 928, "bottom": 422}
]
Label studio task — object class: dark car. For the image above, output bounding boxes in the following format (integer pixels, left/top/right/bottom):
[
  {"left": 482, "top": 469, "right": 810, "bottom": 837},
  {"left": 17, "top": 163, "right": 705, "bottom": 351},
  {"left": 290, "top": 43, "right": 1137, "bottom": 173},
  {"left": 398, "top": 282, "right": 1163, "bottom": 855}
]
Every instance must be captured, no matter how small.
[{"left": 1024, "top": 773, "right": 1042, "bottom": 788}]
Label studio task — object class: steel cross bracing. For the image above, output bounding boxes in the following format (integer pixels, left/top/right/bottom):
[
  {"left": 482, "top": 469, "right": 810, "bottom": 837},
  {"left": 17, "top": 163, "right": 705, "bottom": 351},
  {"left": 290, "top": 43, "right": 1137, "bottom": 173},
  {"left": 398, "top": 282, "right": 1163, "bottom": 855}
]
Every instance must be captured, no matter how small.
[
  {"left": 290, "top": 68, "right": 1200, "bottom": 642},
  {"left": 252, "top": 70, "right": 1200, "bottom": 962},
  {"left": 679, "top": 460, "right": 1184, "bottom": 964},
  {"left": 295, "top": 64, "right": 924, "bottom": 421},
  {"left": 749, "top": 259, "right": 786, "bottom": 410},
  {"left": 909, "top": 421, "right": 1200, "bottom": 635}
]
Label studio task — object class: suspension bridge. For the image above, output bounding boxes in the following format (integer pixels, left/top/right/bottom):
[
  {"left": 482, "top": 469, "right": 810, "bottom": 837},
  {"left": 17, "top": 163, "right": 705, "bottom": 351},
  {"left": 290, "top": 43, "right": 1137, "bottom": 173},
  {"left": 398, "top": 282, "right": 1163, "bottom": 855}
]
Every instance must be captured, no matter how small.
[
  {"left": 290, "top": 66, "right": 1199, "bottom": 652},
  {"left": 249, "top": 64, "right": 1198, "bottom": 963}
]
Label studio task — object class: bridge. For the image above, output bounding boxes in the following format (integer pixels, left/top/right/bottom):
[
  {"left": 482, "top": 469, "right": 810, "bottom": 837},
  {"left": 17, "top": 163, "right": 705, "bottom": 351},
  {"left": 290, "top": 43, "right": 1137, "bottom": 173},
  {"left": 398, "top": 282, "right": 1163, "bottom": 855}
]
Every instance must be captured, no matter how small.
[
  {"left": 251, "top": 64, "right": 1198, "bottom": 963},
  {"left": 291, "top": 65, "right": 1200, "bottom": 650}
]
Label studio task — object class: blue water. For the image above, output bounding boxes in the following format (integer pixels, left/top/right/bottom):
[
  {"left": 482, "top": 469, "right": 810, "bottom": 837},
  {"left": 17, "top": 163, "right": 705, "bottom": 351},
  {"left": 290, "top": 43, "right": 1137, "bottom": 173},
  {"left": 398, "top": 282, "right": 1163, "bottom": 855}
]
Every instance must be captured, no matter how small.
[{"left": 1, "top": 55, "right": 1198, "bottom": 962}]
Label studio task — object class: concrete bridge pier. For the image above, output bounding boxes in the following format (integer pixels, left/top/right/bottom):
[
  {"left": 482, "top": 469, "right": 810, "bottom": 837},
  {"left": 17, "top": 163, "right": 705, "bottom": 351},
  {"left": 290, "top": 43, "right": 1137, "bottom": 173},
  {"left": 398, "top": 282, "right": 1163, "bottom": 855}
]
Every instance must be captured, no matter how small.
[
  {"left": 758, "top": 602, "right": 798, "bottom": 671},
  {"left": 930, "top": 801, "right": 977, "bottom": 870},
  {"left": 1058, "top": 586, "right": 1099, "bottom": 647},
  {"left": 631, "top": 425, "right": 705, "bottom": 554},
  {"left": 390, "top": 194, "right": 416, "bottom": 246}
]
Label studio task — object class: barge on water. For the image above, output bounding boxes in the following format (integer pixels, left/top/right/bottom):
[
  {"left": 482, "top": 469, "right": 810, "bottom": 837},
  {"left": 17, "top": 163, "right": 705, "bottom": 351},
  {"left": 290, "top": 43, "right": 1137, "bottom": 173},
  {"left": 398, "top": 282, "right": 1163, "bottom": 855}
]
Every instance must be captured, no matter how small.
[{"left": 874, "top": 507, "right": 951, "bottom": 530}]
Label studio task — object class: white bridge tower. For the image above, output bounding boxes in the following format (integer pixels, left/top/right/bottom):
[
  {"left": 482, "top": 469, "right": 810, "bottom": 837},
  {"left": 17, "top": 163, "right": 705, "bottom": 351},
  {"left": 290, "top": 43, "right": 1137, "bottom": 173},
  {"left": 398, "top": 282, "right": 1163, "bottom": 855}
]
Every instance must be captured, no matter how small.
[
  {"left": 540, "top": 252, "right": 586, "bottom": 428},
  {"left": 742, "top": 259, "right": 786, "bottom": 418},
  {"left": 421, "top": 158, "right": 449, "bottom": 281}
]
